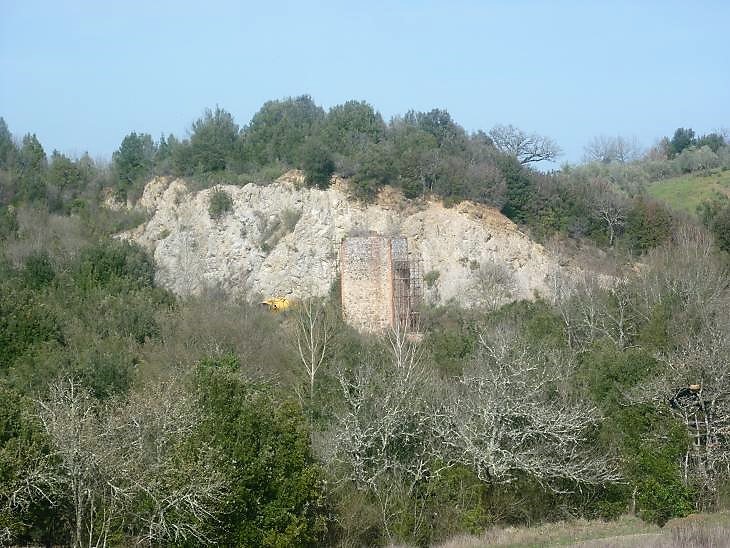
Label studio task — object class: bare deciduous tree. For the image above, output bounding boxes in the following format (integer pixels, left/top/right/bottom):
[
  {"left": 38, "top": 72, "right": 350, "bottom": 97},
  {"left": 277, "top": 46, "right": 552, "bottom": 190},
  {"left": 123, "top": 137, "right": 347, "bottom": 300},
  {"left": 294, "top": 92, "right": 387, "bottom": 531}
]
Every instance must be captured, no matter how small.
[
  {"left": 440, "top": 324, "right": 620, "bottom": 488},
  {"left": 0, "top": 438, "right": 59, "bottom": 545},
  {"left": 326, "top": 319, "right": 619, "bottom": 540},
  {"left": 470, "top": 261, "right": 516, "bottom": 311},
  {"left": 629, "top": 231, "right": 730, "bottom": 509},
  {"left": 292, "top": 298, "right": 337, "bottom": 400},
  {"left": 583, "top": 135, "right": 642, "bottom": 164},
  {"left": 37, "top": 380, "right": 102, "bottom": 548},
  {"left": 37, "top": 378, "right": 225, "bottom": 547},
  {"left": 100, "top": 378, "right": 224, "bottom": 545},
  {"left": 632, "top": 319, "right": 730, "bottom": 510},
  {"left": 489, "top": 124, "right": 562, "bottom": 165},
  {"left": 325, "top": 321, "right": 446, "bottom": 541},
  {"left": 587, "top": 178, "right": 628, "bottom": 246},
  {"left": 634, "top": 226, "right": 728, "bottom": 323},
  {"left": 550, "top": 272, "right": 638, "bottom": 351}
]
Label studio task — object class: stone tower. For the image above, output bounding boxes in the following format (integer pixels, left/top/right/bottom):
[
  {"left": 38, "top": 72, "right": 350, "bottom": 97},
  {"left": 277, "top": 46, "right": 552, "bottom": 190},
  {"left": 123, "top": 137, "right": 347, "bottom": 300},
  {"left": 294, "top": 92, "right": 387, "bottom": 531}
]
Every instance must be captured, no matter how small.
[{"left": 339, "top": 235, "right": 421, "bottom": 333}]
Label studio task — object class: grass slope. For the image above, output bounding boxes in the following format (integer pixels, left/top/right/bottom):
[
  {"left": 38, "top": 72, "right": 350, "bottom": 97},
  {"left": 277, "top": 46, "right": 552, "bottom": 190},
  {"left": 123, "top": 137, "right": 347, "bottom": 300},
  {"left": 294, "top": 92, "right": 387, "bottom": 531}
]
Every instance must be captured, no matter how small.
[
  {"left": 430, "top": 512, "right": 730, "bottom": 547},
  {"left": 646, "top": 169, "right": 730, "bottom": 216}
]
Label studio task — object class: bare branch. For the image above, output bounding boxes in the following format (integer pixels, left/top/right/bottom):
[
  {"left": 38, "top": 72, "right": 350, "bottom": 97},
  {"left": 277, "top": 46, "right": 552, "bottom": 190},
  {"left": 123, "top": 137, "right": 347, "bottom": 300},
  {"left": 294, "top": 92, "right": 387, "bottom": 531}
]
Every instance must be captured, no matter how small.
[
  {"left": 583, "top": 135, "right": 642, "bottom": 164},
  {"left": 36, "top": 377, "right": 225, "bottom": 546},
  {"left": 292, "top": 298, "right": 338, "bottom": 401},
  {"left": 586, "top": 177, "right": 628, "bottom": 246},
  {"left": 443, "top": 325, "right": 621, "bottom": 488},
  {"left": 489, "top": 124, "right": 562, "bottom": 164}
]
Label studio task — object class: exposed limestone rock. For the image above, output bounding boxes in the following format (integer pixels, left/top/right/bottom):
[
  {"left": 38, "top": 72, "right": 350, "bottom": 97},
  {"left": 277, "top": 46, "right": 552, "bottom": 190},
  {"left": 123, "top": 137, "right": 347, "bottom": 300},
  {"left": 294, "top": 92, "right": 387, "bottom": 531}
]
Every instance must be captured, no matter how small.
[{"left": 120, "top": 172, "right": 563, "bottom": 306}]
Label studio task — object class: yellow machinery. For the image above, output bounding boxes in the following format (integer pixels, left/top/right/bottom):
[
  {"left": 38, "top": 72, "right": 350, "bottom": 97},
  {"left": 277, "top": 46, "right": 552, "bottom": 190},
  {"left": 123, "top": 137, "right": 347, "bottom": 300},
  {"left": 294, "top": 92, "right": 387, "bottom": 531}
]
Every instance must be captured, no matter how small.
[{"left": 260, "top": 297, "right": 294, "bottom": 312}]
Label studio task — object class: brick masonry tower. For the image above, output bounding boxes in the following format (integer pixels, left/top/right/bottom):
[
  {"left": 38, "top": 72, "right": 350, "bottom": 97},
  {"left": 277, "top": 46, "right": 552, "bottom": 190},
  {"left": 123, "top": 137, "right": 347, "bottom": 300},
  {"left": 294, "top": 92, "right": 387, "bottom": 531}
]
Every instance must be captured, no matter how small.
[{"left": 339, "top": 236, "right": 422, "bottom": 333}]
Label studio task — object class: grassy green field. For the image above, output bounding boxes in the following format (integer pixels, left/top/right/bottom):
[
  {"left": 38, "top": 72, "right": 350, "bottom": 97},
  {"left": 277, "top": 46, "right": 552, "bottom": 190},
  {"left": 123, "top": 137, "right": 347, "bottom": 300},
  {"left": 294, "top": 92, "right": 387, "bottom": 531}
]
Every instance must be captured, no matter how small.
[
  {"left": 646, "top": 169, "right": 730, "bottom": 216},
  {"left": 430, "top": 511, "right": 730, "bottom": 547}
]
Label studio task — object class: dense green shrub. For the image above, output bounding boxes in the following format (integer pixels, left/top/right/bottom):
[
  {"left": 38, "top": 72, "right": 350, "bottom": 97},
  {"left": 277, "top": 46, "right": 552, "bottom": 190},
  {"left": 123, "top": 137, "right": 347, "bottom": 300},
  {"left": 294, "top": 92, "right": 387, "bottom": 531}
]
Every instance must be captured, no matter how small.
[
  {"left": 301, "top": 139, "right": 335, "bottom": 189},
  {"left": 196, "top": 355, "right": 330, "bottom": 547},
  {"left": 422, "top": 305, "right": 479, "bottom": 377},
  {"left": 578, "top": 343, "right": 660, "bottom": 412},
  {"left": 699, "top": 195, "right": 730, "bottom": 253},
  {"left": 73, "top": 240, "right": 155, "bottom": 291},
  {"left": 625, "top": 199, "right": 673, "bottom": 253},
  {"left": 637, "top": 478, "right": 694, "bottom": 526},
  {"left": 499, "top": 156, "right": 536, "bottom": 224},
  {"left": 208, "top": 187, "right": 233, "bottom": 220},
  {"left": 0, "top": 284, "right": 62, "bottom": 370},
  {"left": 419, "top": 466, "right": 491, "bottom": 540},
  {"left": 21, "top": 251, "right": 55, "bottom": 290},
  {"left": 320, "top": 100, "right": 385, "bottom": 157},
  {"left": 16, "top": 134, "right": 48, "bottom": 204}
]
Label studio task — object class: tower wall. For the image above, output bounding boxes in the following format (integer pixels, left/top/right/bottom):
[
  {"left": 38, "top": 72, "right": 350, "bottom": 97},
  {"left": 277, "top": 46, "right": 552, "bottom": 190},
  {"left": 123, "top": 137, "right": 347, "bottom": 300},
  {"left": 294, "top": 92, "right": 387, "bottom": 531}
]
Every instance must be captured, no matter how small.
[{"left": 340, "top": 236, "right": 395, "bottom": 332}]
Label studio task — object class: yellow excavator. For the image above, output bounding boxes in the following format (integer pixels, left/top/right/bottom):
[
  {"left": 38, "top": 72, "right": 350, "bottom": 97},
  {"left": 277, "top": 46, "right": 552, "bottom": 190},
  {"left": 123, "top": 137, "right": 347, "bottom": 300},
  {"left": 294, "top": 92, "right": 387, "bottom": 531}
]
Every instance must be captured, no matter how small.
[{"left": 260, "top": 297, "right": 295, "bottom": 312}]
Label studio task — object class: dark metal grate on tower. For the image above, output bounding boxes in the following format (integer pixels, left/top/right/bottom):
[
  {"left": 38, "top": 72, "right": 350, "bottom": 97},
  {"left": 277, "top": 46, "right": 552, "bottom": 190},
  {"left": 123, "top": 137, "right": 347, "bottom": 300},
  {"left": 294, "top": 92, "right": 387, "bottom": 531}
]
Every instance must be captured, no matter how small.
[{"left": 393, "top": 257, "right": 423, "bottom": 330}]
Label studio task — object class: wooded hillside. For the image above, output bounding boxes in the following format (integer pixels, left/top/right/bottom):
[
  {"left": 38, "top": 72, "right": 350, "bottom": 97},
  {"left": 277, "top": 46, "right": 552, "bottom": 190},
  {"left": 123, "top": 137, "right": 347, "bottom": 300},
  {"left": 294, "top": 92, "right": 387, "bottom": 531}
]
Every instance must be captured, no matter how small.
[{"left": 1, "top": 103, "right": 729, "bottom": 546}]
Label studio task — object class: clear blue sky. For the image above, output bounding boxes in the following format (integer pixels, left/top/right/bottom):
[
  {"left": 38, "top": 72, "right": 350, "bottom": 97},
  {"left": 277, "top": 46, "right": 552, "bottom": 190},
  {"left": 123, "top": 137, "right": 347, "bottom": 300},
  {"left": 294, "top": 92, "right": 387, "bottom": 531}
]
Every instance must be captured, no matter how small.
[{"left": 1, "top": 0, "right": 729, "bottom": 165}]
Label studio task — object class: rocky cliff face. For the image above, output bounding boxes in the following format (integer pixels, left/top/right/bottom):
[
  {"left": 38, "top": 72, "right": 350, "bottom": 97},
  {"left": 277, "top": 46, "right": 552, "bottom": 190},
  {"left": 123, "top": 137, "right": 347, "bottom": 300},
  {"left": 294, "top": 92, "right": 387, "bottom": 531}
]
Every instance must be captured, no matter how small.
[{"left": 120, "top": 172, "right": 562, "bottom": 307}]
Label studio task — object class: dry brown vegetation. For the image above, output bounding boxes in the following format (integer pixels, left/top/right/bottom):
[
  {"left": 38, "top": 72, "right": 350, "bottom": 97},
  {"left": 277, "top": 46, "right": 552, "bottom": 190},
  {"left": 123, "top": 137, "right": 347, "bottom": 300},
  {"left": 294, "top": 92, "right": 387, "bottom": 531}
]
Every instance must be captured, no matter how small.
[{"left": 425, "top": 512, "right": 730, "bottom": 547}]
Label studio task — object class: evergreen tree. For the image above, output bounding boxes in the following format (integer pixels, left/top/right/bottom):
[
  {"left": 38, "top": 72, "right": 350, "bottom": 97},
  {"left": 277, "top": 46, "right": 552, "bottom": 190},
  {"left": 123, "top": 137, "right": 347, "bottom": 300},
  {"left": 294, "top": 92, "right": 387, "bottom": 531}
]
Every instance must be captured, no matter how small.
[
  {"left": 0, "top": 117, "right": 17, "bottom": 170},
  {"left": 112, "top": 132, "right": 155, "bottom": 199},
  {"left": 17, "top": 134, "right": 47, "bottom": 203},
  {"left": 301, "top": 139, "right": 335, "bottom": 189},
  {"left": 242, "top": 95, "right": 325, "bottom": 167},
  {"left": 196, "top": 356, "right": 329, "bottom": 546},
  {"left": 188, "top": 107, "right": 239, "bottom": 172},
  {"left": 499, "top": 156, "right": 535, "bottom": 224},
  {"left": 321, "top": 100, "right": 385, "bottom": 156},
  {"left": 669, "top": 127, "right": 695, "bottom": 157}
]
